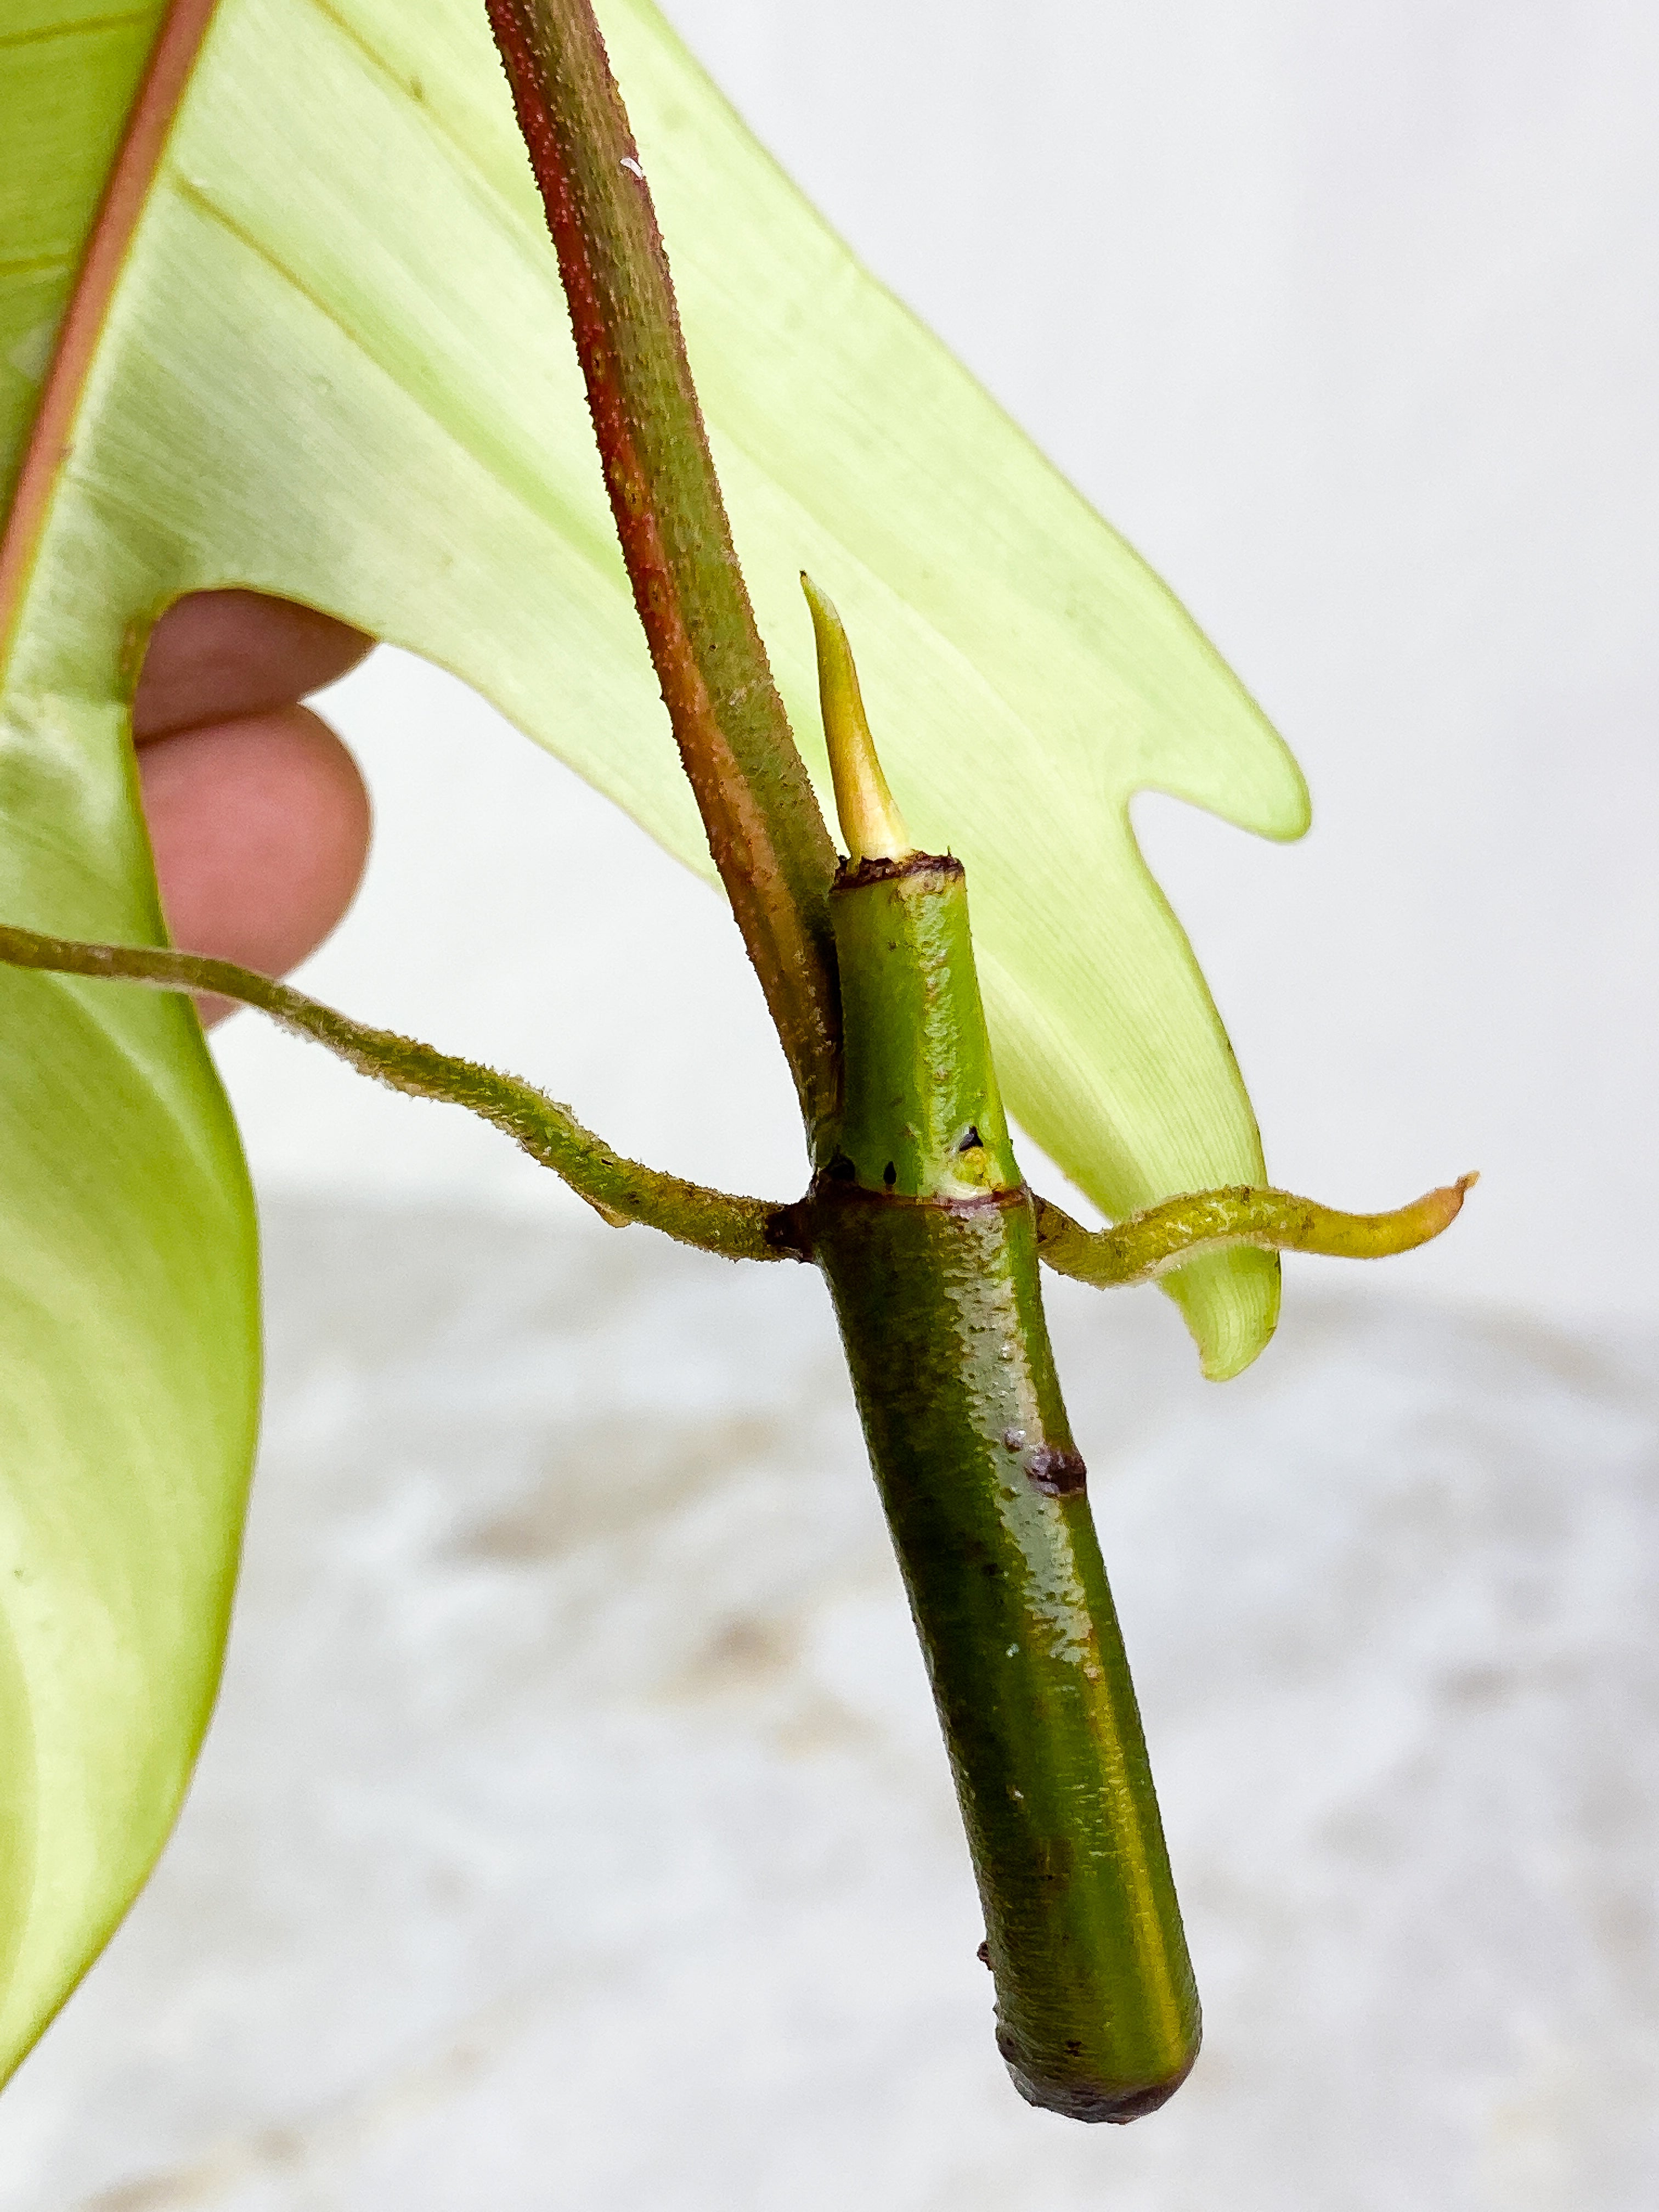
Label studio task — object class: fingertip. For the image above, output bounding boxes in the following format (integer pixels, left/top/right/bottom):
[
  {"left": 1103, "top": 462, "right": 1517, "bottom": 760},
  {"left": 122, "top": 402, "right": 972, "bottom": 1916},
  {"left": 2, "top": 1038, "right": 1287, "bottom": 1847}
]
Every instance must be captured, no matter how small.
[
  {"left": 138, "top": 706, "right": 371, "bottom": 1024},
  {"left": 133, "top": 591, "right": 374, "bottom": 741}
]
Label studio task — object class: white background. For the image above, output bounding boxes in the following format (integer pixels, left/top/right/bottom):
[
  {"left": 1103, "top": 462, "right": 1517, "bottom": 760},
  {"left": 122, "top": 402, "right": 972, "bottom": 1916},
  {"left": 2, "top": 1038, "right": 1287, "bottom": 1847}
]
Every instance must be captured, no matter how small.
[{"left": 216, "top": 0, "right": 1659, "bottom": 1336}]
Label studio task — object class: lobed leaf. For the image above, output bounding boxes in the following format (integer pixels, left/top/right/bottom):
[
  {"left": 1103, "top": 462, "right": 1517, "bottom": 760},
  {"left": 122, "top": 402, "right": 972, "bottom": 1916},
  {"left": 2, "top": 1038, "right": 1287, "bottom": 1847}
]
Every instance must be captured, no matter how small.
[{"left": 0, "top": 0, "right": 1308, "bottom": 2078}]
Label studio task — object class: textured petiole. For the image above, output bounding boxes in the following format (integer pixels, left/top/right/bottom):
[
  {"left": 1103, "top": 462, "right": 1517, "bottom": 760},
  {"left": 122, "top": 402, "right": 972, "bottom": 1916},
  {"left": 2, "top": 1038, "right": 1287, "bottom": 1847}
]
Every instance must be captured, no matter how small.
[
  {"left": 0, "top": 924, "right": 797, "bottom": 1264},
  {"left": 484, "top": 0, "right": 843, "bottom": 1153},
  {"left": 1033, "top": 1178, "right": 1477, "bottom": 1290},
  {"left": 0, "top": 923, "right": 1471, "bottom": 1291}
]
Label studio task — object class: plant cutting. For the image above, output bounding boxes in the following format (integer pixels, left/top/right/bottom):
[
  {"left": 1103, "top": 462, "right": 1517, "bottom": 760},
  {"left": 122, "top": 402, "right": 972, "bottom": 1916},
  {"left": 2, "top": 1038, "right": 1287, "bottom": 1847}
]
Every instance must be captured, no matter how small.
[{"left": 0, "top": 0, "right": 1469, "bottom": 2126}]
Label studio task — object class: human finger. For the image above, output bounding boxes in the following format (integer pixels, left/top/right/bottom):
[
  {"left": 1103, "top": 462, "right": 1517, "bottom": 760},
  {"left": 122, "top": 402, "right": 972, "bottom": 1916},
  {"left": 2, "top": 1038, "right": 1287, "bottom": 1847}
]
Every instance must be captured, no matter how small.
[
  {"left": 134, "top": 590, "right": 373, "bottom": 742},
  {"left": 138, "top": 704, "right": 371, "bottom": 1026}
]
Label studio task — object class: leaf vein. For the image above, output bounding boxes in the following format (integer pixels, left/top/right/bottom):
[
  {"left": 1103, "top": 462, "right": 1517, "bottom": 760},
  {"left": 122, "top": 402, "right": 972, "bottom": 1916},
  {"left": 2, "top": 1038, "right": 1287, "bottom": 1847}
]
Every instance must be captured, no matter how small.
[
  {"left": 0, "top": 254, "right": 75, "bottom": 282},
  {"left": 155, "top": 173, "right": 616, "bottom": 568},
  {"left": 298, "top": 0, "right": 546, "bottom": 235},
  {"left": 0, "top": 8, "right": 154, "bottom": 52}
]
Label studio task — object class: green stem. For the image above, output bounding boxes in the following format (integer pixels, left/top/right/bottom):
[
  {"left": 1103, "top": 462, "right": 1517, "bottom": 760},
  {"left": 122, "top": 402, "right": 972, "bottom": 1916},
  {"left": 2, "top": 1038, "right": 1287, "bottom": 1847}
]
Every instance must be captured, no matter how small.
[
  {"left": 804, "top": 852, "right": 1199, "bottom": 2120},
  {"left": 810, "top": 1184, "right": 1199, "bottom": 2119},
  {"left": 0, "top": 924, "right": 794, "bottom": 1265},
  {"left": 828, "top": 850, "right": 1020, "bottom": 1201},
  {"left": 483, "top": 0, "right": 842, "bottom": 1152}
]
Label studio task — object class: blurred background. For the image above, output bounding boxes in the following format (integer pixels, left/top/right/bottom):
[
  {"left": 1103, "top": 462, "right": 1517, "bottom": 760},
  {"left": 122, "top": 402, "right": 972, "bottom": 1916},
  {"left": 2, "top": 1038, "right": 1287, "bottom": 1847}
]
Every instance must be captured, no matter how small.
[{"left": 4, "top": 3, "right": 1657, "bottom": 2207}]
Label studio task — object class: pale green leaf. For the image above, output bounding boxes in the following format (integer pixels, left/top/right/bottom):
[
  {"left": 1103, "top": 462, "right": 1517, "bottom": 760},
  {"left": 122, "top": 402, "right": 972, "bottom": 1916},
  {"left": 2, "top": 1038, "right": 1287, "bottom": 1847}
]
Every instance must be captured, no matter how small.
[{"left": 0, "top": 0, "right": 1307, "bottom": 2078}]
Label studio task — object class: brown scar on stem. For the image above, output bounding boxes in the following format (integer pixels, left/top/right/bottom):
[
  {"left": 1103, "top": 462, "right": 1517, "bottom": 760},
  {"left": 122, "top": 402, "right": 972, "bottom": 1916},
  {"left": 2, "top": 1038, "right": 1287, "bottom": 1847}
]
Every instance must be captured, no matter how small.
[{"left": 1024, "top": 1448, "right": 1087, "bottom": 1498}]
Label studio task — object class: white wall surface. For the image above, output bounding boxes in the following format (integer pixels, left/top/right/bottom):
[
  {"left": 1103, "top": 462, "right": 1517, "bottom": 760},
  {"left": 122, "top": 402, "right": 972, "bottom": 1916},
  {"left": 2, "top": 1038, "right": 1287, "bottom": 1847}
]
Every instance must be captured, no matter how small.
[{"left": 215, "top": 0, "right": 1659, "bottom": 1339}]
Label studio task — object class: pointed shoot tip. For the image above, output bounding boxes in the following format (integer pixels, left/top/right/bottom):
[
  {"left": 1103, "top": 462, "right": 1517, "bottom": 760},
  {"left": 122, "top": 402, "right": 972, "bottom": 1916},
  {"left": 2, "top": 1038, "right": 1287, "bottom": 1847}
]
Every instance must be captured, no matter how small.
[{"left": 800, "top": 573, "right": 913, "bottom": 864}]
